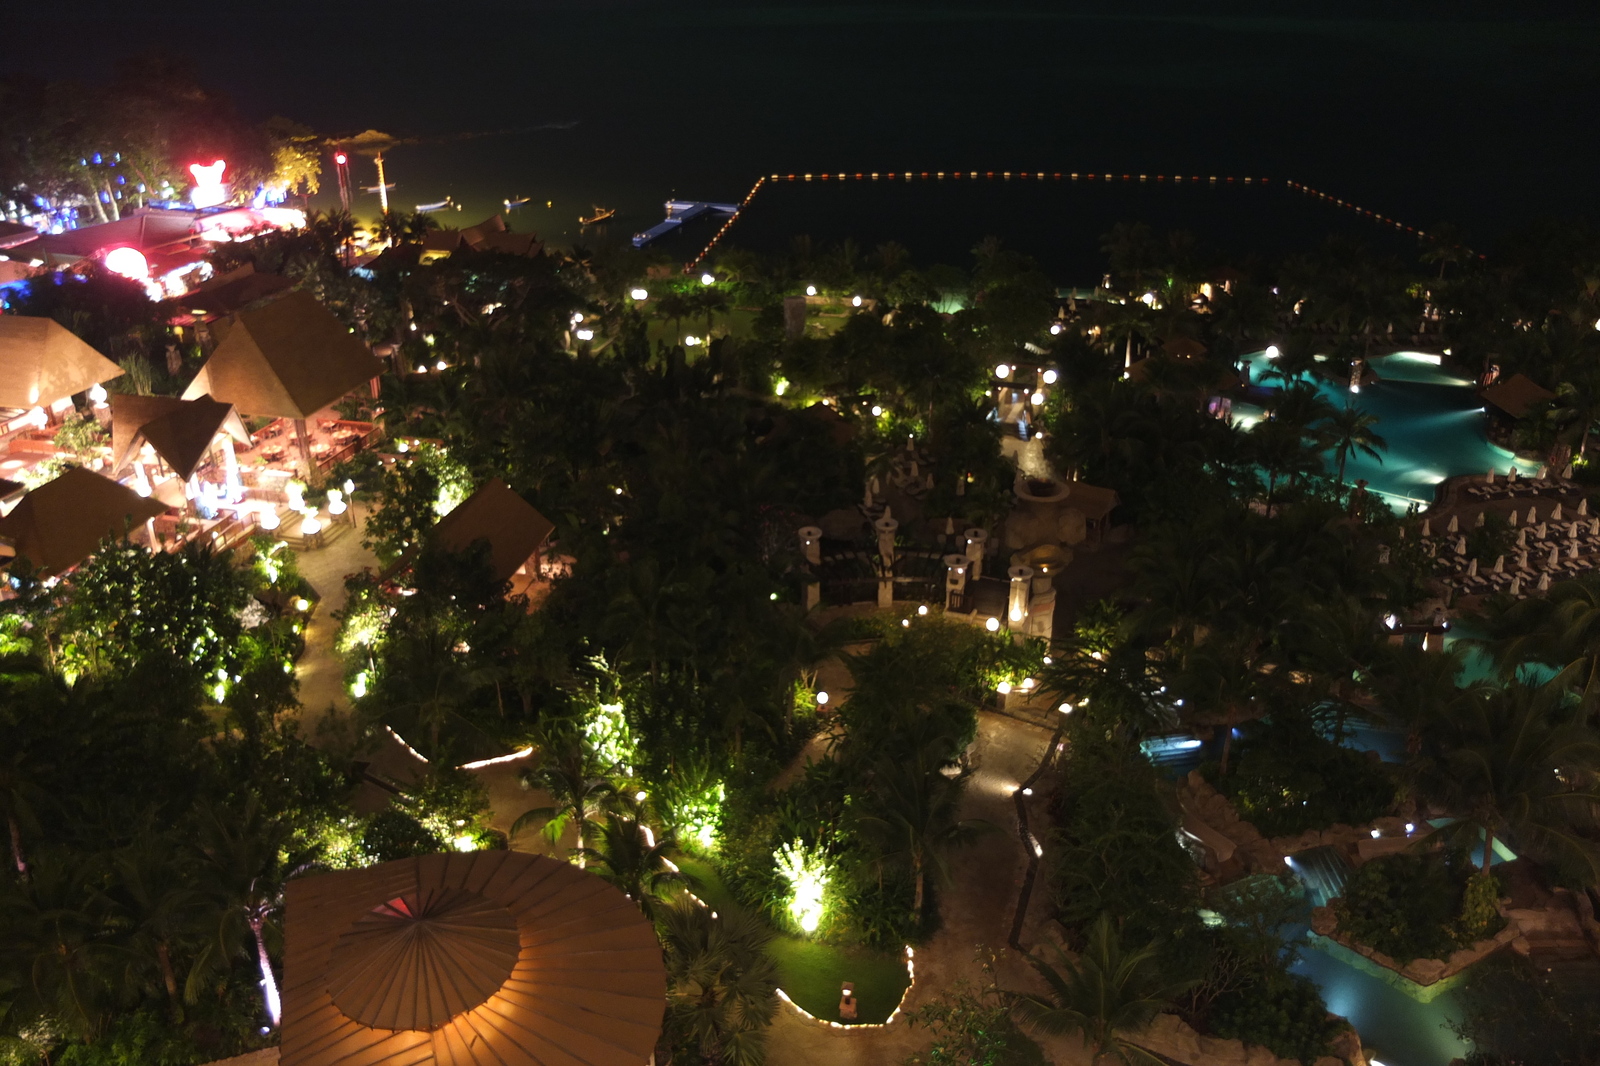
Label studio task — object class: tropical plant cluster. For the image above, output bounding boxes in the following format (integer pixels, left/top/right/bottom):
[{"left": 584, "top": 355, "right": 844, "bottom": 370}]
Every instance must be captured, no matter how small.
[{"left": 1334, "top": 854, "right": 1505, "bottom": 964}]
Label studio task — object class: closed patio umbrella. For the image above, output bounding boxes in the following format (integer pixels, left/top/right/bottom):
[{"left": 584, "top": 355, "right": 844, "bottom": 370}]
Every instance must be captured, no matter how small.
[
  {"left": 1447, "top": 515, "right": 1460, "bottom": 534},
  {"left": 1538, "top": 572, "right": 1552, "bottom": 591},
  {"left": 1493, "top": 555, "right": 1505, "bottom": 573},
  {"left": 1554, "top": 503, "right": 1565, "bottom": 521}
]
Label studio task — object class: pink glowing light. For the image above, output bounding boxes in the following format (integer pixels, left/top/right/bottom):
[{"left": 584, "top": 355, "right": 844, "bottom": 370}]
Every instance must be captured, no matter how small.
[
  {"left": 103, "top": 246, "right": 149, "bottom": 280},
  {"left": 189, "top": 159, "right": 228, "bottom": 208}
]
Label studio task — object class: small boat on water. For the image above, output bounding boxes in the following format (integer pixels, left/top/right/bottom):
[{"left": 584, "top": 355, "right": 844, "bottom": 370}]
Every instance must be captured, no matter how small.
[
  {"left": 579, "top": 205, "right": 616, "bottom": 226},
  {"left": 415, "top": 196, "right": 460, "bottom": 213},
  {"left": 504, "top": 196, "right": 531, "bottom": 211}
]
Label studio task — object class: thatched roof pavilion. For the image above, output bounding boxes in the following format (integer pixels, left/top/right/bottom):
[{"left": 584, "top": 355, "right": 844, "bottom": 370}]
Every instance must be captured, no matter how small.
[
  {"left": 280, "top": 851, "right": 664, "bottom": 1066},
  {"left": 0, "top": 316, "right": 123, "bottom": 411},
  {"left": 0, "top": 467, "right": 166, "bottom": 574}
]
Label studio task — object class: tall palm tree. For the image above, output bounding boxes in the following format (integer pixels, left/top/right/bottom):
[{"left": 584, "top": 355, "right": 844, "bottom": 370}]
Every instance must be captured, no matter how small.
[
  {"left": 851, "top": 756, "right": 993, "bottom": 915},
  {"left": 1410, "top": 680, "right": 1600, "bottom": 877},
  {"left": 189, "top": 800, "right": 300, "bottom": 1027},
  {"left": 657, "top": 896, "right": 778, "bottom": 1066},
  {"left": 0, "top": 850, "right": 123, "bottom": 1040},
  {"left": 1482, "top": 573, "right": 1600, "bottom": 708},
  {"left": 512, "top": 730, "right": 616, "bottom": 864},
  {"left": 1009, "top": 914, "right": 1194, "bottom": 1066},
  {"left": 1322, "top": 404, "right": 1387, "bottom": 484},
  {"left": 575, "top": 802, "right": 683, "bottom": 918}
]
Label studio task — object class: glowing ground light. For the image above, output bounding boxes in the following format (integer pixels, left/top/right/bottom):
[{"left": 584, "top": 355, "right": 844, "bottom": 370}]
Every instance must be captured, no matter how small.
[
  {"left": 851, "top": 295, "right": 863, "bottom": 307},
  {"left": 815, "top": 690, "right": 830, "bottom": 706},
  {"left": 435, "top": 360, "right": 447, "bottom": 371},
  {"left": 575, "top": 329, "right": 594, "bottom": 341},
  {"left": 994, "top": 363, "right": 1011, "bottom": 378},
  {"left": 351, "top": 671, "right": 368, "bottom": 698},
  {"left": 871, "top": 405, "right": 884, "bottom": 416},
  {"left": 294, "top": 597, "right": 310, "bottom": 611},
  {"left": 1042, "top": 369, "right": 1058, "bottom": 384},
  {"left": 631, "top": 288, "right": 649, "bottom": 300},
  {"left": 805, "top": 285, "right": 817, "bottom": 296},
  {"left": 452, "top": 835, "right": 476, "bottom": 852},
  {"left": 1058, "top": 702, "right": 1073, "bottom": 714},
  {"left": 1049, "top": 324, "right": 1062, "bottom": 335},
  {"left": 701, "top": 272, "right": 715, "bottom": 285},
  {"left": 997, "top": 681, "right": 1012, "bottom": 694},
  {"left": 917, "top": 605, "right": 928, "bottom": 616},
  {"left": 104, "top": 246, "right": 149, "bottom": 280},
  {"left": 985, "top": 617, "right": 1000, "bottom": 631},
  {"left": 1031, "top": 391, "right": 1045, "bottom": 405},
  {"left": 1264, "top": 344, "right": 1281, "bottom": 359}
]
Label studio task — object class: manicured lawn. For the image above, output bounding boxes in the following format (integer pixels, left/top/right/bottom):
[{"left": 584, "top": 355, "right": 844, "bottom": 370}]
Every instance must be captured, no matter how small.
[{"left": 675, "top": 856, "right": 912, "bottom": 1024}]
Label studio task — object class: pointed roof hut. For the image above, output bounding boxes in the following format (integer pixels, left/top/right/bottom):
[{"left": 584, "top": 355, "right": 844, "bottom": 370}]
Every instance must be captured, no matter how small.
[
  {"left": 431, "top": 479, "right": 555, "bottom": 584},
  {"left": 279, "top": 851, "right": 665, "bottom": 1066},
  {"left": 0, "top": 316, "right": 124, "bottom": 411},
  {"left": 111, "top": 393, "right": 251, "bottom": 480},
  {"left": 183, "top": 291, "right": 384, "bottom": 420},
  {"left": 0, "top": 467, "right": 166, "bottom": 574}
]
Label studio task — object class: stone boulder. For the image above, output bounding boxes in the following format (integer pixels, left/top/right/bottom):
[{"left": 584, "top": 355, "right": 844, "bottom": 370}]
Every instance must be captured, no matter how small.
[{"left": 1056, "top": 507, "right": 1087, "bottom": 546}]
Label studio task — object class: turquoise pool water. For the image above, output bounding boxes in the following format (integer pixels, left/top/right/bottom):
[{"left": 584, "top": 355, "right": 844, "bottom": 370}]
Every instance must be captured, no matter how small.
[
  {"left": 1236, "top": 351, "right": 1539, "bottom": 512},
  {"left": 1292, "top": 941, "right": 1470, "bottom": 1066}
]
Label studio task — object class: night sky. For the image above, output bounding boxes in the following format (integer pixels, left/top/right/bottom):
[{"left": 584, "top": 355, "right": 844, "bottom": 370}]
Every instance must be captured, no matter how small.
[{"left": 12, "top": 1, "right": 1598, "bottom": 270}]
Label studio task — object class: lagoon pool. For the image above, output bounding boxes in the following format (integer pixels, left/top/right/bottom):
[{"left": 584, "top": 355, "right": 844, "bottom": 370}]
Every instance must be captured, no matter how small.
[{"left": 1235, "top": 351, "right": 1538, "bottom": 512}]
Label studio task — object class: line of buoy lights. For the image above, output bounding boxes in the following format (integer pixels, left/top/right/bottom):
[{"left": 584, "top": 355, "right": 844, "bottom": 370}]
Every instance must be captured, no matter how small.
[{"left": 689, "top": 170, "right": 1439, "bottom": 271}]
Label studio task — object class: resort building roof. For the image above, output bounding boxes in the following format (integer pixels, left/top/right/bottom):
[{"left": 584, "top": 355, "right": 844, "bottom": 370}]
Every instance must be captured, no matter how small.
[
  {"left": 171, "top": 264, "right": 294, "bottom": 319},
  {"left": 182, "top": 291, "right": 384, "bottom": 420},
  {"left": 110, "top": 393, "right": 251, "bottom": 481},
  {"left": 1480, "top": 373, "right": 1556, "bottom": 419},
  {"left": 0, "top": 466, "right": 167, "bottom": 575},
  {"left": 431, "top": 478, "right": 555, "bottom": 583},
  {"left": 0, "top": 316, "right": 124, "bottom": 411},
  {"left": 279, "top": 852, "right": 664, "bottom": 1066}
]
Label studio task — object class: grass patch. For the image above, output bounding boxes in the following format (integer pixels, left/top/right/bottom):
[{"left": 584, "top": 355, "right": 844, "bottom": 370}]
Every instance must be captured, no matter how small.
[{"left": 676, "top": 855, "right": 911, "bottom": 1024}]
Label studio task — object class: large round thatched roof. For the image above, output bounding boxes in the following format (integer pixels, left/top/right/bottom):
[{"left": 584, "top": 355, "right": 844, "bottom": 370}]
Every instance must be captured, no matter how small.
[{"left": 281, "top": 852, "right": 665, "bottom": 1066}]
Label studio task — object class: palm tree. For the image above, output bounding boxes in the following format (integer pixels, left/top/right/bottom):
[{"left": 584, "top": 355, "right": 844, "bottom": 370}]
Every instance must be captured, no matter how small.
[
  {"left": 1549, "top": 367, "right": 1600, "bottom": 458},
  {"left": 511, "top": 730, "right": 616, "bottom": 864},
  {"left": 106, "top": 830, "right": 210, "bottom": 1018},
  {"left": 1170, "top": 637, "right": 1274, "bottom": 776},
  {"left": 1009, "top": 914, "right": 1194, "bottom": 1066},
  {"left": 189, "top": 800, "right": 299, "bottom": 1027},
  {"left": 1410, "top": 680, "right": 1600, "bottom": 877},
  {"left": 657, "top": 896, "right": 778, "bottom": 1066},
  {"left": 1481, "top": 573, "right": 1600, "bottom": 708},
  {"left": 0, "top": 850, "right": 122, "bottom": 1040},
  {"left": 575, "top": 802, "right": 683, "bottom": 917},
  {"left": 1322, "top": 404, "right": 1387, "bottom": 484},
  {"left": 852, "top": 756, "right": 993, "bottom": 915}
]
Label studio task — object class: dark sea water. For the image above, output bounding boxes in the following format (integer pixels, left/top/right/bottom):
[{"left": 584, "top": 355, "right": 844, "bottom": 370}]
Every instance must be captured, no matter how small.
[{"left": 14, "top": 1, "right": 1600, "bottom": 281}]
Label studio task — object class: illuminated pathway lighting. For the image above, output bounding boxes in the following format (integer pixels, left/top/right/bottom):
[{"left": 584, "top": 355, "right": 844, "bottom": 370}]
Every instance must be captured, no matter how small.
[
  {"left": 994, "top": 363, "right": 1011, "bottom": 379},
  {"left": 630, "top": 288, "right": 649, "bottom": 300},
  {"left": 815, "top": 690, "right": 829, "bottom": 706},
  {"left": 805, "top": 284, "right": 817, "bottom": 296},
  {"left": 701, "top": 272, "right": 715, "bottom": 285}
]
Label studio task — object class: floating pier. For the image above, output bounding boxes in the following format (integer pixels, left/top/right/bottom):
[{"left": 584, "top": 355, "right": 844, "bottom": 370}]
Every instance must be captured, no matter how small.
[{"left": 632, "top": 200, "right": 739, "bottom": 247}]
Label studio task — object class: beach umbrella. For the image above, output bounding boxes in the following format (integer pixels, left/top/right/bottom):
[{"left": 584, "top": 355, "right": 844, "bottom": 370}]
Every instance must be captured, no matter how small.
[
  {"left": 1486, "top": 468, "right": 1496, "bottom": 484},
  {"left": 1570, "top": 541, "right": 1580, "bottom": 559},
  {"left": 944, "top": 516, "right": 955, "bottom": 535},
  {"left": 869, "top": 476, "right": 880, "bottom": 495},
  {"left": 1582, "top": 498, "right": 1591, "bottom": 517},
  {"left": 1572, "top": 523, "right": 1582, "bottom": 540},
  {"left": 1529, "top": 506, "right": 1539, "bottom": 525},
  {"left": 1421, "top": 519, "right": 1432, "bottom": 537},
  {"left": 1538, "top": 523, "right": 1550, "bottom": 540},
  {"left": 1476, "top": 511, "right": 1487, "bottom": 527},
  {"left": 1509, "top": 466, "right": 1519, "bottom": 481},
  {"left": 1467, "top": 558, "right": 1479, "bottom": 577},
  {"left": 1537, "top": 464, "right": 1549, "bottom": 480},
  {"left": 1592, "top": 518, "right": 1600, "bottom": 536},
  {"left": 1554, "top": 503, "right": 1565, "bottom": 521},
  {"left": 1517, "top": 528, "right": 1528, "bottom": 549},
  {"left": 1518, "top": 549, "right": 1529, "bottom": 570},
  {"left": 1494, "top": 555, "right": 1505, "bottom": 573},
  {"left": 1548, "top": 545, "right": 1561, "bottom": 569},
  {"left": 1564, "top": 463, "right": 1575, "bottom": 478},
  {"left": 1447, "top": 515, "right": 1460, "bottom": 534},
  {"left": 1510, "top": 510, "right": 1519, "bottom": 527},
  {"left": 1510, "top": 575, "right": 1523, "bottom": 595},
  {"left": 1538, "top": 572, "right": 1552, "bottom": 591},
  {"left": 1456, "top": 536, "right": 1469, "bottom": 555}
]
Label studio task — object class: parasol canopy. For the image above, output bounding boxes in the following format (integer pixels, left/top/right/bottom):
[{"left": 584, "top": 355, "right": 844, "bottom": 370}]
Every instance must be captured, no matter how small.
[{"left": 281, "top": 851, "right": 665, "bottom": 1066}]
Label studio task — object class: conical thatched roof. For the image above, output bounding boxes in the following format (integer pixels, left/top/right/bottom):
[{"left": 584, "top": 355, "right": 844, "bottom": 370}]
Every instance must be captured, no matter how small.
[
  {"left": 281, "top": 851, "right": 664, "bottom": 1066},
  {"left": 0, "top": 316, "right": 124, "bottom": 410},
  {"left": 183, "top": 291, "right": 384, "bottom": 419},
  {"left": 111, "top": 393, "right": 250, "bottom": 480},
  {"left": 0, "top": 467, "right": 166, "bottom": 575}
]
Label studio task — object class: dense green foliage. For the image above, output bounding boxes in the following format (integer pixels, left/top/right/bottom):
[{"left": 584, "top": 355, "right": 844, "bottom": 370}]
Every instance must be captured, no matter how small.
[
  {"left": 1451, "top": 955, "right": 1600, "bottom": 1066},
  {"left": 1203, "top": 715, "right": 1395, "bottom": 838},
  {"left": 1334, "top": 853, "right": 1505, "bottom": 963}
]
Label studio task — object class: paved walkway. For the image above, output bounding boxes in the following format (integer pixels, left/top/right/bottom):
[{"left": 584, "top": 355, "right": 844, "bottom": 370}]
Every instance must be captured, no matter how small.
[{"left": 764, "top": 710, "right": 1091, "bottom": 1066}]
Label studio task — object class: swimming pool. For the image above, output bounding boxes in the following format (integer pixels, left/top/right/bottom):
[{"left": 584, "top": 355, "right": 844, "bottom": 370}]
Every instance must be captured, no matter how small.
[{"left": 1235, "top": 351, "right": 1539, "bottom": 512}]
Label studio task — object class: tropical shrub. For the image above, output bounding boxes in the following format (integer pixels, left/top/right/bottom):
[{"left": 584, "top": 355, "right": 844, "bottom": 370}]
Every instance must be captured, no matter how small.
[
  {"left": 1204, "top": 715, "right": 1394, "bottom": 837},
  {"left": 1334, "top": 853, "right": 1504, "bottom": 963},
  {"left": 1206, "top": 968, "right": 1344, "bottom": 1066},
  {"left": 361, "top": 809, "right": 444, "bottom": 862}
]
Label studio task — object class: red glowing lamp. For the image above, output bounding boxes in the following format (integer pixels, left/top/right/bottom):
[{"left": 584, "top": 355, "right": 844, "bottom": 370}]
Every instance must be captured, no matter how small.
[{"left": 334, "top": 152, "right": 348, "bottom": 165}]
